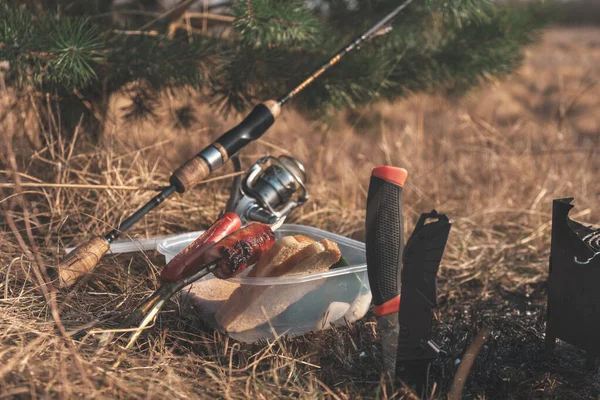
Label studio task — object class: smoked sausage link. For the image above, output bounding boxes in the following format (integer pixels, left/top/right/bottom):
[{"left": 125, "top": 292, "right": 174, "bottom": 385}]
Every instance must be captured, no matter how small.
[
  {"left": 160, "top": 212, "right": 242, "bottom": 282},
  {"left": 210, "top": 222, "right": 276, "bottom": 279}
]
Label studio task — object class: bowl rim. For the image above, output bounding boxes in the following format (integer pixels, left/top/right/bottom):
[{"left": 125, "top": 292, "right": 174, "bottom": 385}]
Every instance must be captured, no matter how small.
[{"left": 203, "top": 263, "right": 368, "bottom": 285}]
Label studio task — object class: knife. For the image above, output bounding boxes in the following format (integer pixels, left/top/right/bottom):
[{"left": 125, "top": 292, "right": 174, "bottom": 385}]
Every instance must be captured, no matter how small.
[
  {"left": 395, "top": 210, "right": 451, "bottom": 398},
  {"left": 365, "top": 165, "right": 408, "bottom": 379}
]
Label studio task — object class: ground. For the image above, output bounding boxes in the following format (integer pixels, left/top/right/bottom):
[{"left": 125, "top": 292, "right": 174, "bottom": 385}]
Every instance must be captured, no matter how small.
[{"left": 1, "top": 25, "right": 600, "bottom": 399}]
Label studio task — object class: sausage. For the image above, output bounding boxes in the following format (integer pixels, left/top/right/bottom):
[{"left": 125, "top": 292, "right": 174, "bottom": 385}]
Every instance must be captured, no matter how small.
[
  {"left": 160, "top": 212, "right": 242, "bottom": 282},
  {"left": 165, "top": 221, "right": 275, "bottom": 281},
  {"left": 210, "top": 222, "right": 276, "bottom": 279}
]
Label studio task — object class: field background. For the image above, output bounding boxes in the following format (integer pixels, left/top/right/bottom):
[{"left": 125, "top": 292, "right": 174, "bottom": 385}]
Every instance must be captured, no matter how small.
[{"left": 1, "top": 8, "right": 600, "bottom": 400}]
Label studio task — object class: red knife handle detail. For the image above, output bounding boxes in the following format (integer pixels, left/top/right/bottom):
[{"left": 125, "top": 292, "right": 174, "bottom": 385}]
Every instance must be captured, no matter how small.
[
  {"left": 366, "top": 166, "right": 407, "bottom": 308},
  {"left": 373, "top": 294, "right": 401, "bottom": 317},
  {"left": 371, "top": 166, "right": 408, "bottom": 187}
]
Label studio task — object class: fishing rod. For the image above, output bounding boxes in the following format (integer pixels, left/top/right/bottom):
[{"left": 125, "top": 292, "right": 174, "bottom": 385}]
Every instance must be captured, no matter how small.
[{"left": 52, "top": 0, "right": 416, "bottom": 288}]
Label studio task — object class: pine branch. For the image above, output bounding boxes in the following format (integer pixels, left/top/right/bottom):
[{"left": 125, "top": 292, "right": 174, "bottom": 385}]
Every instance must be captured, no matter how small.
[
  {"left": 1, "top": 3, "right": 105, "bottom": 90},
  {"left": 0, "top": 0, "right": 552, "bottom": 128},
  {"left": 208, "top": 0, "right": 552, "bottom": 116},
  {"left": 231, "top": 0, "right": 323, "bottom": 48}
]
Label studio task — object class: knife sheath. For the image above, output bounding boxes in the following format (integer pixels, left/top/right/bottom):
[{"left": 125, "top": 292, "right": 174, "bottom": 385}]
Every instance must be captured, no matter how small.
[{"left": 395, "top": 210, "right": 451, "bottom": 398}]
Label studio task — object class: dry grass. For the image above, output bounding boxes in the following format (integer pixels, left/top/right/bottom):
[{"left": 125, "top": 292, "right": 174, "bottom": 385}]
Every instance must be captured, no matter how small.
[{"left": 1, "top": 26, "right": 600, "bottom": 399}]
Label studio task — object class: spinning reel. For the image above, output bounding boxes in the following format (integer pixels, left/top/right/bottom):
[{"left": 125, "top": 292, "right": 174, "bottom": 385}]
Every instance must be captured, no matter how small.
[{"left": 224, "top": 155, "right": 309, "bottom": 225}]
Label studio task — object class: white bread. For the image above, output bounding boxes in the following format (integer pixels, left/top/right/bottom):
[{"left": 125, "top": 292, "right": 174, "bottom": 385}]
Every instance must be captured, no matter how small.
[
  {"left": 182, "top": 278, "right": 240, "bottom": 315},
  {"left": 215, "top": 237, "right": 341, "bottom": 333},
  {"left": 181, "top": 235, "right": 316, "bottom": 316},
  {"left": 246, "top": 235, "right": 314, "bottom": 278}
]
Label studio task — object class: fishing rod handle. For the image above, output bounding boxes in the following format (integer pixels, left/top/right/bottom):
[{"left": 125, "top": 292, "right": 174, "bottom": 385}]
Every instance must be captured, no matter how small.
[
  {"left": 51, "top": 236, "right": 110, "bottom": 288},
  {"left": 365, "top": 166, "right": 408, "bottom": 315},
  {"left": 170, "top": 100, "right": 281, "bottom": 193}
]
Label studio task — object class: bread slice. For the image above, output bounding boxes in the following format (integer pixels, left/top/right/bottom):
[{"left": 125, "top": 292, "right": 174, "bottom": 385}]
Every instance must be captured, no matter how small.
[
  {"left": 287, "top": 239, "right": 340, "bottom": 276},
  {"left": 215, "top": 237, "right": 341, "bottom": 333},
  {"left": 293, "top": 235, "right": 315, "bottom": 244},
  {"left": 180, "top": 235, "right": 316, "bottom": 315},
  {"left": 213, "top": 235, "right": 312, "bottom": 325},
  {"left": 182, "top": 278, "right": 240, "bottom": 315},
  {"left": 246, "top": 235, "right": 314, "bottom": 278}
]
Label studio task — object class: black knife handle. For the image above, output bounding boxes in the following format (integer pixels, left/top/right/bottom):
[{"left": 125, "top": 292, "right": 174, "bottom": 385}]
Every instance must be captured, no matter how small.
[{"left": 365, "top": 166, "right": 408, "bottom": 315}]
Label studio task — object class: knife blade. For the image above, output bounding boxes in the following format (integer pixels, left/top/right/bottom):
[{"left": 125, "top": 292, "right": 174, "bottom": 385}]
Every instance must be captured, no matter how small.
[
  {"left": 395, "top": 210, "right": 451, "bottom": 398},
  {"left": 365, "top": 165, "right": 408, "bottom": 378}
]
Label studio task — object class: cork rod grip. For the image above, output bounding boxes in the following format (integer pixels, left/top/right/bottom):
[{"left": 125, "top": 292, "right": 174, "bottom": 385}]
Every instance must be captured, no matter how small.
[
  {"left": 170, "top": 156, "right": 211, "bottom": 193},
  {"left": 52, "top": 236, "right": 110, "bottom": 288}
]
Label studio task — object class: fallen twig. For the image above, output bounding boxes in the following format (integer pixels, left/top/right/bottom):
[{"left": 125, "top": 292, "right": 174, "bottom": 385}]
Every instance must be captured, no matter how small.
[{"left": 449, "top": 327, "right": 490, "bottom": 400}]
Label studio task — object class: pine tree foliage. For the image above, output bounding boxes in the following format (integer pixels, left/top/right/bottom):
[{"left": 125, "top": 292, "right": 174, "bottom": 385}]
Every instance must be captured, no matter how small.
[
  {"left": 0, "top": 0, "right": 553, "bottom": 128},
  {"left": 0, "top": 3, "right": 105, "bottom": 90},
  {"left": 231, "top": 0, "right": 323, "bottom": 48}
]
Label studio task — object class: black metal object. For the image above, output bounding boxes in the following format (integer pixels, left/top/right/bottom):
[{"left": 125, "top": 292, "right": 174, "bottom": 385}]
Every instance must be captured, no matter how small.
[
  {"left": 395, "top": 210, "right": 451, "bottom": 398},
  {"left": 546, "top": 197, "right": 600, "bottom": 368}
]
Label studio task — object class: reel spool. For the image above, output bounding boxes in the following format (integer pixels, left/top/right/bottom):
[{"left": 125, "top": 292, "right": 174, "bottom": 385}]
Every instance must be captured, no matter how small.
[{"left": 225, "top": 155, "right": 308, "bottom": 225}]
